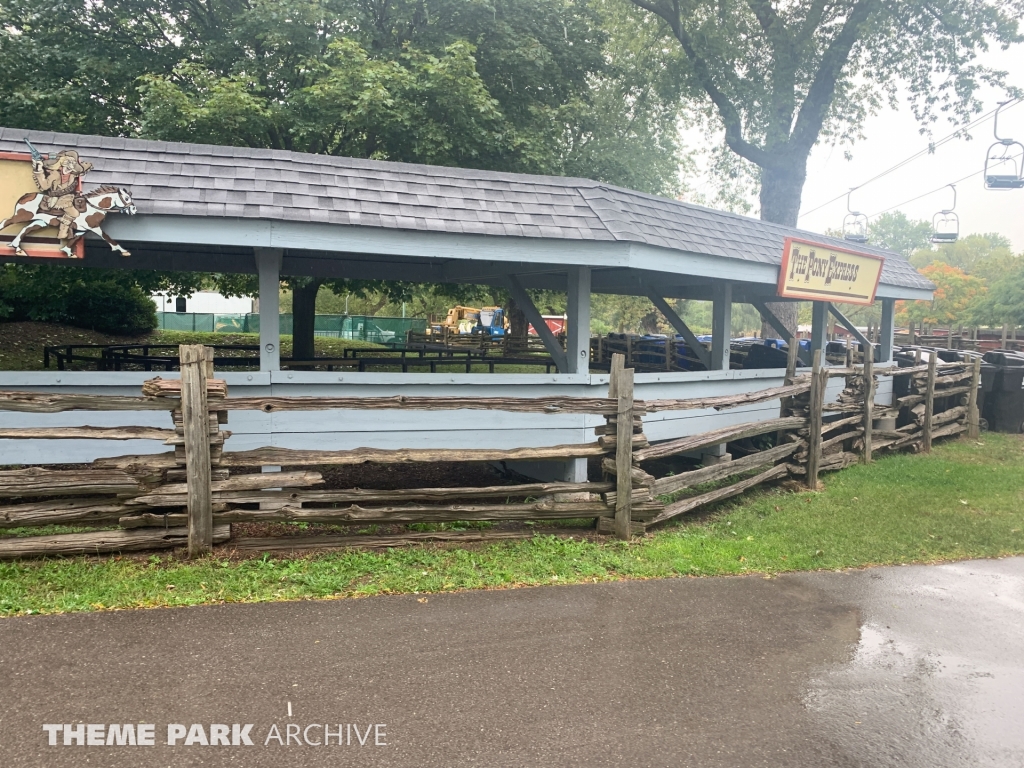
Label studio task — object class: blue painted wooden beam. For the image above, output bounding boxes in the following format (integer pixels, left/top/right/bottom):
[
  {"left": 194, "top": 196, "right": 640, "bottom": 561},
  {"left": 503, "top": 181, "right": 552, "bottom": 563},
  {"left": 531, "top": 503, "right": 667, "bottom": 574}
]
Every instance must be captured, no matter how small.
[
  {"left": 645, "top": 289, "right": 712, "bottom": 369},
  {"left": 505, "top": 275, "right": 569, "bottom": 373},
  {"left": 828, "top": 304, "right": 873, "bottom": 353}
]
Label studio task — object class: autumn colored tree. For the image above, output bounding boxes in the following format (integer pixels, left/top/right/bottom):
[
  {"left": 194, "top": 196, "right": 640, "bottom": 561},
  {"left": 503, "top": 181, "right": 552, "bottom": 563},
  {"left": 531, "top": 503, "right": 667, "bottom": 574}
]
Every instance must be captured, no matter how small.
[{"left": 896, "top": 262, "right": 986, "bottom": 328}]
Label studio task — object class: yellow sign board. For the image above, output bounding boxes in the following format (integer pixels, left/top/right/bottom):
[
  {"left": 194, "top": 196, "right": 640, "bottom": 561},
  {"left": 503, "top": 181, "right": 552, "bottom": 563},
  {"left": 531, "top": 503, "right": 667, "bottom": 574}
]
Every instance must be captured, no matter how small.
[
  {"left": 777, "top": 237, "right": 884, "bottom": 305},
  {"left": 0, "top": 151, "right": 83, "bottom": 259}
]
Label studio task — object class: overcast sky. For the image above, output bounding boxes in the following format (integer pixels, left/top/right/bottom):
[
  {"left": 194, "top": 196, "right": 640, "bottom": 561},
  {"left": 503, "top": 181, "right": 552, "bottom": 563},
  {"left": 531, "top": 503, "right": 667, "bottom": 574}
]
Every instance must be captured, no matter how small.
[{"left": 689, "top": 46, "right": 1024, "bottom": 252}]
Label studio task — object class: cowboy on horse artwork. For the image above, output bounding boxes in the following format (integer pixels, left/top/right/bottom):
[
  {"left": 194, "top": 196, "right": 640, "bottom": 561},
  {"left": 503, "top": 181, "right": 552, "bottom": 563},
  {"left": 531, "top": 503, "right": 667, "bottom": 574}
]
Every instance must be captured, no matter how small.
[{"left": 0, "top": 142, "right": 137, "bottom": 258}]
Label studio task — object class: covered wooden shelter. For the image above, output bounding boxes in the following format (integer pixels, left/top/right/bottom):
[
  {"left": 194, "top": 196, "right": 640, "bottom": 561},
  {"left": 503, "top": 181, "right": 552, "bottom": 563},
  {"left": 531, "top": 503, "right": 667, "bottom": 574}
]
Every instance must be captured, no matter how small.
[{"left": 0, "top": 128, "right": 933, "bottom": 476}]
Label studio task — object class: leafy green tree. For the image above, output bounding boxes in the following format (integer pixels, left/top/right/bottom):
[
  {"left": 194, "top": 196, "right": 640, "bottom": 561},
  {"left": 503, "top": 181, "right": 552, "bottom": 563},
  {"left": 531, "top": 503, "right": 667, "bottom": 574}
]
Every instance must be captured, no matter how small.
[
  {"left": 1, "top": 0, "right": 689, "bottom": 353},
  {"left": 868, "top": 213, "right": 933, "bottom": 259},
  {"left": 910, "top": 233, "right": 1015, "bottom": 272},
  {"left": 0, "top": 263, "right": 206, "bottom": 334},
  {"left": 0, "top": 0, "right": 183, "bottom": 135},
  {"left": 973, "top": 258, "right": 1024, "bottom": 326},
  {"left": 622, "top": 0, "right": 1022, "bottom": 335}
]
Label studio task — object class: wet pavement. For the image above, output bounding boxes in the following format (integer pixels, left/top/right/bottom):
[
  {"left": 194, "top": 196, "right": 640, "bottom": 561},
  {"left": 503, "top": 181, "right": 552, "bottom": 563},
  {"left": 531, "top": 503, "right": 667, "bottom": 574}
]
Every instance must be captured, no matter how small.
[
  {"left": 800, "top": 558, "right": 1024, "bottom": 767},
  {"left": 0, "top": 557, "right": 1021, "bottom": 767}
]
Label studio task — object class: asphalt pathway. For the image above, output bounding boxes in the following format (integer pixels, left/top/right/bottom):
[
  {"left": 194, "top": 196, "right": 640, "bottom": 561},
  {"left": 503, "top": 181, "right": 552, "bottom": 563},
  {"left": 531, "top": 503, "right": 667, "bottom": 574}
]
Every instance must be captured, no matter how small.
[{"left": 1, "top": 557, "right": 1021, "bottom": 767}]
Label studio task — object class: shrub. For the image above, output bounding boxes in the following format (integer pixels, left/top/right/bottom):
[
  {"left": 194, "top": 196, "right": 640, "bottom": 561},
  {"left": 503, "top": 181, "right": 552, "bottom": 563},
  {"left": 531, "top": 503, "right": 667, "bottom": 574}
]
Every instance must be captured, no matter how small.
[
  {"left": 0, "top": 264, "right": 157, "bottom": 335},
  {"left": 65, "top": 282, "right": 157, "bottom": 335}
]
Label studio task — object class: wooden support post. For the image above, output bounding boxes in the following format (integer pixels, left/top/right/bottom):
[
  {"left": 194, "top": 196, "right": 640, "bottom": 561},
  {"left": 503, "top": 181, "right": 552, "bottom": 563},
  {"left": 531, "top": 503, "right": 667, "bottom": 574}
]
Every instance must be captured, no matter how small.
[
  {"left": 862, "top": 353, "right": 874, "bottom": 463},
  {"left": 180, "top": 344, "right": 213, "bottom": 557},
  {"left": 711, "top": 283, "right": 732, "bottom": 370},
  {"left": 255, "top": 248, "right": 282, "bottom": 372},
  {"left": 967, "top": 356, "right": 982, "bottom": 439},
  {"left": 923, "top": 353, "right": 937, "bottom": 453},
  {"left": 611, "top": 355, "right": 634, "bottom": 540},
  {"left": 806, "top": 349, "right": 825, "bottom": 489},
  {"left": 566, "top": 266, "right": 591, "bottom": 373}
]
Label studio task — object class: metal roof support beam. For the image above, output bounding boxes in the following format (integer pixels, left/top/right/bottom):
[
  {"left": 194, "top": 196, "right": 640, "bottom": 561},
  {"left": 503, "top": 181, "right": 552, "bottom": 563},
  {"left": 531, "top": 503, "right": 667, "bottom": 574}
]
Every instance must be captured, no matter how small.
[
  {"left": 711, "top": 283, "right": 732, "bottom": 370},
  {"left": 879, "top": 299, "right": 896, "bottom": 364},
  {"left": 829, "top": 304, "right": 873, "bottom": 358},
  {"left": 566, "top": 267, "right": 591, "bottom": 374},
  {"left": 505, "top": 274, "right": 569, "bottom": 373},
  {"left": 646, "top": 289, "right": 712, "bottom": 369},
  {"left": 255, "top": 248, "right": 283, "bottom": 372},
  {"left": 810, "top": 301, "right": 830, "bottom": 362}
]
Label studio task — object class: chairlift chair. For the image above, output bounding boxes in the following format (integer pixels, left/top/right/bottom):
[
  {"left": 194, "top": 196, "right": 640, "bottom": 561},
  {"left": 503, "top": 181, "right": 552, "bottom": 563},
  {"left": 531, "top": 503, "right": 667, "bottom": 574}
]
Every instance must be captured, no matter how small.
[
  {"left": 930, "top": 184, "right": 959, "bottom": 243},
  {"left": 842, "top": 188, "right": 869, "bottom": 243},
  {"left": 984, "top": 100, "right": 1024, "bottom": 190}
]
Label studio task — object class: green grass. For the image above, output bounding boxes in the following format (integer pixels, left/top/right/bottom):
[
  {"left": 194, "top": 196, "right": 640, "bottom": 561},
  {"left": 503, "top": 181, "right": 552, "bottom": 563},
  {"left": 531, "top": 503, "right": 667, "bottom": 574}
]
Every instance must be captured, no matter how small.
[
  {"left": 152, "top": 330, "right": 381, "bottom": 359},
  {"left": 2, "top": 434, "right": 1023, "bottom": 617},
  {"left": 0, "top": 322, "right": 384, "bottom": 371}
]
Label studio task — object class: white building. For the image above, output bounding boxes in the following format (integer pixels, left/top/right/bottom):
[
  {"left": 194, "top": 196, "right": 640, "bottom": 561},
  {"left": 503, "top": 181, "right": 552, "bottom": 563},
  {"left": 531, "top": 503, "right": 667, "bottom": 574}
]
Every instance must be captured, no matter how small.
[{"left": 152, "top": 291, "right": 255, "bottom": 314}]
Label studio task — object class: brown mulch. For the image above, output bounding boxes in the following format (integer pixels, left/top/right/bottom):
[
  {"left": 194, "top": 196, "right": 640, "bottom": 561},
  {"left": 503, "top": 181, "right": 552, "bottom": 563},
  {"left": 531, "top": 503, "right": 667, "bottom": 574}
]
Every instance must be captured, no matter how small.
[
  {"left": 6, "top": 458, "right": 602, "bottom": 549},
  {"left": 230, "top": 459, "right": 597, "bottom": 540},
  {"left": 315, "top": 460, "right": 510, "bottom": 490}
]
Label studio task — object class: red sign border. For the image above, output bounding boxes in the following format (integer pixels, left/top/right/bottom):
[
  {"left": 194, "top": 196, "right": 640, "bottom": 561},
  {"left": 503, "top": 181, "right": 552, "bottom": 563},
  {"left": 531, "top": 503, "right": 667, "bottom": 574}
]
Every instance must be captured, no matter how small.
[
  {"left": 0, "top": 151, "right": 85, "bottom": 259},
  {"left": 778, "top": 236, "right": 885, "bottom": 306}
]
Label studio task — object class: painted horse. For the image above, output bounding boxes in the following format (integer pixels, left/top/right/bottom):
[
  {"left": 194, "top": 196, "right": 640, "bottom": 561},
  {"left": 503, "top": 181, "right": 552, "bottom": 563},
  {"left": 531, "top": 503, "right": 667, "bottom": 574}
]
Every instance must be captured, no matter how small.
[{"left": 0, "top": 186, "right": 137, "bottom": 258}]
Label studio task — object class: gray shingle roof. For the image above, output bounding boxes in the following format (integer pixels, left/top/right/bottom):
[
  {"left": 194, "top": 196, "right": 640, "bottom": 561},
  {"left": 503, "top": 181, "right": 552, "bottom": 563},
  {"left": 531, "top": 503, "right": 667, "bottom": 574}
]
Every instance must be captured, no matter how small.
[{"left": 0, "top": 128, "right": 931, "bottom": 291}]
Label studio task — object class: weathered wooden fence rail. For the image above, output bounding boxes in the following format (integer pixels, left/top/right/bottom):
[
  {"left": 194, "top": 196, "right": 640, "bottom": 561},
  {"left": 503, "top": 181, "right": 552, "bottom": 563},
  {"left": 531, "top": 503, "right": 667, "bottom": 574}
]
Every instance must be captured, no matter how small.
[{"left": 0, "top": 344, "right": 981, "bottom": 559}]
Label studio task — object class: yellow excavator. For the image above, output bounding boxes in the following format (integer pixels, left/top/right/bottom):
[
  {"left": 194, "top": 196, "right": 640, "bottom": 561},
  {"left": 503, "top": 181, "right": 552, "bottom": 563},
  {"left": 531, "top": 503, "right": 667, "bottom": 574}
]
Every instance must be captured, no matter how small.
[{"left": 434, "top": 305, "right": 509, "bottom": 336}]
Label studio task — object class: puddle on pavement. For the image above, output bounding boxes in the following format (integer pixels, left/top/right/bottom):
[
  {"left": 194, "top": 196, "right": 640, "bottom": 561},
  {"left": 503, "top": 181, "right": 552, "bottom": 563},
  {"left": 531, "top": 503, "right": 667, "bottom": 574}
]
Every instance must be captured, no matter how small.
[{"left": 798, "top": 559, "right": 1024, "bottom": 768}]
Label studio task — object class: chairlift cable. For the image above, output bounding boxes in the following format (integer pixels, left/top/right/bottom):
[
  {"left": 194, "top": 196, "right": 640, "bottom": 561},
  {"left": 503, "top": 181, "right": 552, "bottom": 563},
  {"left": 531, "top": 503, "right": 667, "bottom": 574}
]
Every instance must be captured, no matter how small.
[
  {"left": 867, "top": 169, "right": 983, "bottom": 218},
  {"left": 799, "top": 98, "right": 1022, "bottom": 219}
]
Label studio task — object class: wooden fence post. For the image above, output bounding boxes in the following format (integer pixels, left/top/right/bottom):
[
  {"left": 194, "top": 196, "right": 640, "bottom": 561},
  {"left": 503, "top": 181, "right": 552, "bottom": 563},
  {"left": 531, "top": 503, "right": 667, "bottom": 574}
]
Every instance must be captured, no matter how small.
[
  {"left": 862, "top": 352, "right": 874, "bottom": 463},
  {"left": 203, "top": 345, "right": 214, "bottom": 379},
  {"left": 610, "top": 354, "right": 634, "bottom": 540},
  {"left": 806, "top": 349, "right": 824, "bottom": 489},
  {"left": 180, "top": 344, "right": 213, "bottom": 557},
  {"left": 784, "top": 334, "right": 799, "bottom": 385},
  {"left": 776, "top": 335, "right": 800, "bottom": 445},
  {"left": 922, "top": 352, "right": 937, "bottom": 453},
  {"left": 967, "top": 355, "right": 982, "bottom": 439}
]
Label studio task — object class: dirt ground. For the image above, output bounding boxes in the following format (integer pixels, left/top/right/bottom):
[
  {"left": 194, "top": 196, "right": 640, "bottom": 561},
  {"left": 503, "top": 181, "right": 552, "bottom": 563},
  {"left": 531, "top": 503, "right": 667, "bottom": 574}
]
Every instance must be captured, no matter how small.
[{"left": 0, "top": 321, "right": 148, "bottom": 371}]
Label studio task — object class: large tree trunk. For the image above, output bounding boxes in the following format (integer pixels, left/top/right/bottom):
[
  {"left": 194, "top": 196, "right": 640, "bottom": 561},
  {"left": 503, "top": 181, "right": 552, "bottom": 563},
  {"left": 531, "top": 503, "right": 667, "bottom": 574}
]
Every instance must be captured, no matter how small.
[
  {"left": 758, "top": 161, "right": 807, "bottom": 340},
  {"left": 506, "top": 296, "right": 528, "bottom": 341},
  {"left": 291, "top": 279, "right": 323, "bottom": 363},
  {"left": 640, "top": 310, "right": 660, "bottom": 335}
]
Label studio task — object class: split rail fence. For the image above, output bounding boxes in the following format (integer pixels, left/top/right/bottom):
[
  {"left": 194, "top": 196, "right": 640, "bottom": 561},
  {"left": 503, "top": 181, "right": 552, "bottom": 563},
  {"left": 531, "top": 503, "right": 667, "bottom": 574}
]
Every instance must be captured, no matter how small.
[{"left": 0, "top": 345, "right": 980, "bottom": 560}]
